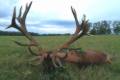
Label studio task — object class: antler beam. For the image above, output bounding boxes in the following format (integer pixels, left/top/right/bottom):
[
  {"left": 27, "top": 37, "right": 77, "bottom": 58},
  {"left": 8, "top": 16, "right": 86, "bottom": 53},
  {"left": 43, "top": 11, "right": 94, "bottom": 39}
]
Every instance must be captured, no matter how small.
[{"left": 58, "top": 6, "right": 89, "bottom": 50}]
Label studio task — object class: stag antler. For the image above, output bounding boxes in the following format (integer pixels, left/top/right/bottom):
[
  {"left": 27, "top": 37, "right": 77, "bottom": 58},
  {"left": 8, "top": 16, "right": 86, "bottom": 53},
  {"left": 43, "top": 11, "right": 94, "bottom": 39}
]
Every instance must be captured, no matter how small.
[
  {"left": 6, "top": 1, "right": 63, "bottom": 68},
  {"left": 58, "top": 6, "right": 89, "bottom": 50},
  {"left": 6, "top": 1, "right": 42, "bottom": 56}
]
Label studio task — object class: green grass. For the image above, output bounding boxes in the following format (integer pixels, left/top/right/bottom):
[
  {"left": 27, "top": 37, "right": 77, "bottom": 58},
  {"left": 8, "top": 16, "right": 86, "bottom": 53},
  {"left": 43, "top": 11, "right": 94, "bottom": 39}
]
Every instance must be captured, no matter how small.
[{"left": 0, "top": 35, "right": 120, "bottom": 80}]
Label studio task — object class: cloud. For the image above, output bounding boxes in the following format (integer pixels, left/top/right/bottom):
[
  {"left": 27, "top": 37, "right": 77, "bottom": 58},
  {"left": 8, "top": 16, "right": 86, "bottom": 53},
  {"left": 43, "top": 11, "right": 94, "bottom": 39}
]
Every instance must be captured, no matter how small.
[
  {"left": 0, "top": 0, "right": 17, "bottom": 18},
  {"left": 43, "top": 20, "right": 74, "bottom": 27},
  {"left": 25, "top": 20, "right": 75, "bottom": 34},
  {"left": 28, "top": 24, "right": 75, "bottom": 34},
  {"left": 0, "top": 11, "right": 9, "bottom": 18}
]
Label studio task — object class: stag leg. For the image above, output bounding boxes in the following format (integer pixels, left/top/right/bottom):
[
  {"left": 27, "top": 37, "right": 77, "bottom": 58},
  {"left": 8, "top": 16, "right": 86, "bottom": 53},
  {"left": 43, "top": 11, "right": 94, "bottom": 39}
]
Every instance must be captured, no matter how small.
[{"left": 51, "top": 57, "right": 59, "bottom": 68}]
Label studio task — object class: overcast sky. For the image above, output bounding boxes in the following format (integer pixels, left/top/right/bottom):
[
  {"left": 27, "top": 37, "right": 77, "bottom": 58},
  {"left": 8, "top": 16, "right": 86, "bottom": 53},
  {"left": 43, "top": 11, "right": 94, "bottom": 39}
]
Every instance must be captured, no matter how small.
[{"left": 0, "top": 0, "right": 120, "bottom": 34}]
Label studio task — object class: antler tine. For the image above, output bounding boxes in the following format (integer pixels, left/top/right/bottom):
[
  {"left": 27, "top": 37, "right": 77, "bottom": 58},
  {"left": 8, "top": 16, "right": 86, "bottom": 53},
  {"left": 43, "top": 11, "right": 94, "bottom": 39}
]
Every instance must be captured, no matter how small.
[
  {"left": 71, "top": 6, "right": 81, "bottom": 35},
  {"left": 71, "top": 7, "right": 79, "bottom": 27},
  {"left": 6, "top": 7, "right": 19, "bottom": 29},
  {"left": 13, "top": 40, "right": 39, "bottom": 56},
  {"left": 28, "top": 46, "right": 39, "bottom": 56},
  {"left": 23, "top": 2, "right": 32, "bottom": 21},
  {"left": 17, "top": 1, "right": 32, "bottom": 32},
  {"left": 80, "top": 15, "right": 89, "bottom": 35},
  {"left": 14, "top": 41, "right": 35, "bottom": 46},
  {"left": 17, "top": 6, "right": 22, "bottom": 23}
]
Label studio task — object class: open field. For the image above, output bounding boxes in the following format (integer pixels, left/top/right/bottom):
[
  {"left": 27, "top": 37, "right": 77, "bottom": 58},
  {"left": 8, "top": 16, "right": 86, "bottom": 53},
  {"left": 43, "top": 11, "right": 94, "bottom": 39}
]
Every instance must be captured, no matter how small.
[{"left": 0, "top": 35, "right": 120, "bottom": 80}]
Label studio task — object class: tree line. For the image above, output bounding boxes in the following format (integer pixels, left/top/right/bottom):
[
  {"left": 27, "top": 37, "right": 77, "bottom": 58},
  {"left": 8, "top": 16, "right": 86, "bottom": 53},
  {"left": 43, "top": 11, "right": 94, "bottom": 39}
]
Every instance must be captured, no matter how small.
[
  {"left": 0, "top": 30, "right": 39, "bottom": 36},
  {"left": 0, "top": 30, "right": 71, "bottom": 36},
  {"left": 89, "top": 20, "right": 120, "bottom": 35},
  {"left": 0, "top": 20, "right": 120, "bottom": 36}
]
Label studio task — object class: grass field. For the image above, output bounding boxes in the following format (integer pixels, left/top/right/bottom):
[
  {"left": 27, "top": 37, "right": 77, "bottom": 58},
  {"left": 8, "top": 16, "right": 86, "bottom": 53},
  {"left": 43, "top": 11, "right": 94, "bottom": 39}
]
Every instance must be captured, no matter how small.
[{"left": 0, "top": 35, "right": 120, "bottom": 80}]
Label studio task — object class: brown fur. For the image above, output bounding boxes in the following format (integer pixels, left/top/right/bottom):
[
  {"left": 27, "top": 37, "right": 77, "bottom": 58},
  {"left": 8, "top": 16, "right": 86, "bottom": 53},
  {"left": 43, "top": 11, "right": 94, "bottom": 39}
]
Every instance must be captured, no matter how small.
[{"left": 56, "top": 50, "right": 111, "bottom": 65}]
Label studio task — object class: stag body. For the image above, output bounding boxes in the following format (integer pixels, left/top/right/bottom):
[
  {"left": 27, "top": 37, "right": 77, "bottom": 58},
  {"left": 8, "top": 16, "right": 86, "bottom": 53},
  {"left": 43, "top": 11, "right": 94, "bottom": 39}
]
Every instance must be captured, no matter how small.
[
  {"left": 7, "top": 1, "right": 111, "bottom": 68},
  {"left": 55, "top": 49, "right": 111, "bottom": 65}
]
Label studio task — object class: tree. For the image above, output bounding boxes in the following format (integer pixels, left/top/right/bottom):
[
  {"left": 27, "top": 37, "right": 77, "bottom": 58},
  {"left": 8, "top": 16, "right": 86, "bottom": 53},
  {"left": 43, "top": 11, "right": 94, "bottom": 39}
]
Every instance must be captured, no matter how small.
[
  {"left": 99, "top": 21, "right": 111, "bottom": 34},
  {"left": 90, "top": 24, "right": 98, "bottom": 35},
  {"left": 90, "top": 21, "right": 111, "bottom": 35},
  {"left": 113, "top": 21, "right": 120, "bottom": 35}
]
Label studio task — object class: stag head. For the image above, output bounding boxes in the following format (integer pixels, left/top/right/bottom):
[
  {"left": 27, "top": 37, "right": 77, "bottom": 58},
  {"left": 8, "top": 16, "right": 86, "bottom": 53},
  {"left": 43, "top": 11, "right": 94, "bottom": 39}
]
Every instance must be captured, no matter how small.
[{"left": 7, "top": 1, "right": 111, "bottom": 68}]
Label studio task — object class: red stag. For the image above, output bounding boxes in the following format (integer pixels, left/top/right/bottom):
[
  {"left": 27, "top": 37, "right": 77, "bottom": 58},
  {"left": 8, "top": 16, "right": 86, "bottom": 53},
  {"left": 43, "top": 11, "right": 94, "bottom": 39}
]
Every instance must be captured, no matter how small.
[{"left": 6, "top": 1, "right": 111, "bottom": 68}]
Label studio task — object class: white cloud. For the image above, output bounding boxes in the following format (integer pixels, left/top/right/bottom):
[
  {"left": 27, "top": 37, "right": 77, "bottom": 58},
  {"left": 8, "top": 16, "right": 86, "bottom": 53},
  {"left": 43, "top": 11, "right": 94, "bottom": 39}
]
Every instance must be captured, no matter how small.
[
  {"left": 0, "top": 18, "right": 10, "bottom": 24},
  {"left": 27, "top": 24, "right": 75, "bottom": 34}
]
